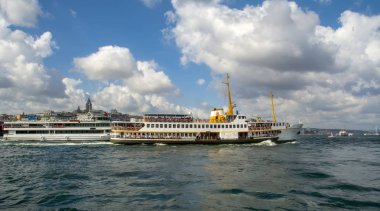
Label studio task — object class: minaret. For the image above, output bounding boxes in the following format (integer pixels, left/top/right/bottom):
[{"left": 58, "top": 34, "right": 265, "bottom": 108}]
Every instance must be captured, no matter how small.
[{"left": 86, "top": 98, "right": 92, "bottom": 112}]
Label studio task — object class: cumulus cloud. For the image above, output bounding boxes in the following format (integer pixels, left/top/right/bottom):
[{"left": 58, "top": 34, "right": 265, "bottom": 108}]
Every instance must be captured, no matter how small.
[
  {"left": 72, "top": 45, "right": 201, "bottom": 115},
  {"left": 73, "top": 45, "right": 178, "bottom": 95},
  {"left": 165, "top": 0, "right": 380, "bottom": 129},
  {"left": 125, "top": 61, "right": 178, "bottom": 94},
  {"left": 74, "top": 46, "right": 137, "bottom": 80},
  {"left": 0, "top": 0, "right": 67, "bottom": 114},
  {"left": 0, "top": 0, "right": 42, "bottom": 27}
]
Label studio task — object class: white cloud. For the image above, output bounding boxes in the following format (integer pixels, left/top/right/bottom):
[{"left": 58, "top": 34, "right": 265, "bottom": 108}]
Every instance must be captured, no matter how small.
[
  {"left": 71, "top": 45, "right": 201, "bottom": 115},
  {"left": 73, "top": 46, "right": 137, "bottom": 80},
  {"left": 166, "top": 0, "right": 380, "bottom": 129},
  {"left": 0, "top": 0, "right": 67, "bottom": 114},
  {"left": 0, "top": 0, "right": 42, "bottom": 27},
  {"left": 141, "top": 0, "right": 162, "bottom": 8},
  {"left": 197, "top": 78, "right": 205, "bottom": 85},
  {"left": 73, "top": 45, "right": 178, "bottom": 95},
  {"left": 125, "top": 61, "right": 178, "bottom": 94}
]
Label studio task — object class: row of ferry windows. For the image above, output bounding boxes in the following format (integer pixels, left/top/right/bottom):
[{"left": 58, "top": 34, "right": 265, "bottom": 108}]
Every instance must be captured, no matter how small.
[
  {"left": 123, "top": 132, "right": 197, "bottom": 137},
  {"left": 4, "top": 123, "right": 110, "bottom": 128},
  {"left": 146, "top": 123, "right": 247, "bottom": 129},
  {"left": 15, "top": 130, "right": 110, "bottom": 134}
]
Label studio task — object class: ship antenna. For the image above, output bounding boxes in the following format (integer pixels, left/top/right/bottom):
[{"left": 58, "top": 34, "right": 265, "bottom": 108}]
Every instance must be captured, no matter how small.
[
  {"left": 270, "top": 91, "right": 277, "bottom": 123},
  {"left": 224, "top": 73, "right": 234, "bottom": 115}
]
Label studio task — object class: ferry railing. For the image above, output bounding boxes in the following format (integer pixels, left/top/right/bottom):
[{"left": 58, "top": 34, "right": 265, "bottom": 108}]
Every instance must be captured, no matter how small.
[{"left": 112, "top": 126, "right": 143, "bottom": 131}]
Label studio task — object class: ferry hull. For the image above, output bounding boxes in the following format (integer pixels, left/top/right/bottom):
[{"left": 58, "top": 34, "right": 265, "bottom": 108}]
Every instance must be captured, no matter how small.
[
  {"left": 111, "top": 136, "right": 278, "bottom": 145},
  {"left": 278, "top": 124, "right": 303, "bottom": 142},
  {"left": 3, "top": 134, "right": 110, "bottom": 142}
]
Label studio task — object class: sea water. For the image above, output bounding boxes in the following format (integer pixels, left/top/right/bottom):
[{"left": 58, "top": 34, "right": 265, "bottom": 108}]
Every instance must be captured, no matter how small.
[{"left": 0, "top": 136, "right": 379, "bottom": 210}]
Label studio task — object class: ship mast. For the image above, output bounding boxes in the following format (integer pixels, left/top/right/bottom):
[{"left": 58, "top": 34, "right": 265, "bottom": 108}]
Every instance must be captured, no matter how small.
[
  {"left": 270, "top": 92, "right": 277, "bottom": 123},
  {"left": 225, "top": 73, "right": 234, "bottom": 115}
]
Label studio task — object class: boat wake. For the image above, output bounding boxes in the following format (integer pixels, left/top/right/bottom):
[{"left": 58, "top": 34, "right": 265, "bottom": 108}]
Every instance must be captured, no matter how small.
[
  {"left": 254, "top": 139, "right": 277, "bottom": 146},
  {"left": 154, "top": 143, "right": 168, "bottom": 146}
]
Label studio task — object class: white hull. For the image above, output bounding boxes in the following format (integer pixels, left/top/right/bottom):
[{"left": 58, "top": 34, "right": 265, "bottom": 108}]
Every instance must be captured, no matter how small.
[
  {"left": 3, "top": 134, "right": 110, "bottom": 142},
  {"left": 278, "top": 124, "right": 303, "bottom": 141}
]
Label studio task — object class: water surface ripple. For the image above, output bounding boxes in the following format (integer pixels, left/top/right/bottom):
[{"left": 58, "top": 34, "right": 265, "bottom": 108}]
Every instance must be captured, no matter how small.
[{"left": 0, "top": 136, "right": 379, "bottom": 210}]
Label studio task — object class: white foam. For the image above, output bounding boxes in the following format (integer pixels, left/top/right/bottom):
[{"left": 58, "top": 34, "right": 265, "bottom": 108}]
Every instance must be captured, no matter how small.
[
  {"left": 154, "top": 143, "right": 167, "bottom": 146},
  {"left": 254, "top": 139, "right": 277, "bottom": 146}
]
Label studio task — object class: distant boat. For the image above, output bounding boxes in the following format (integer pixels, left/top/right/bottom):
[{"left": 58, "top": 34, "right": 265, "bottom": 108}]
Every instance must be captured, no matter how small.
[
  {"left": 328, "top": 132, "right": 335, "bottom": 138},
  {"left": 338, "top": 130, "right": 349, "bottom": 137},
  {"left": 364, "top": 126, "right": 379, "bottom": 136}
]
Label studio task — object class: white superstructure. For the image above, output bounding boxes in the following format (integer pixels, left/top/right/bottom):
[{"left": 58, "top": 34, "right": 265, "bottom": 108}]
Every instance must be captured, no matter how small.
[
  {"left": 111, "top": 114, "right": 302, "bottom": 144},
  {"left": 111, "top": 74, "right": 302, "bottom": 144},
  {"left": 3, "top": 112, "right": 111, "bottom": 142}
]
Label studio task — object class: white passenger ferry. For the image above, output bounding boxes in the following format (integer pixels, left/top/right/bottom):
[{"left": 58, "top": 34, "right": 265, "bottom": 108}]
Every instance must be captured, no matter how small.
[
  {"left": 111, "top": 74, "right": 302, "bottom": 145},
  {"left": 2, "top": 112, "right": 111, "bottom": 142}
]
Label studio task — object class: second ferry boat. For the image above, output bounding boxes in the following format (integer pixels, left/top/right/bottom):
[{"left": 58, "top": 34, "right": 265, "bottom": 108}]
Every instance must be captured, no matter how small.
[
  {"left": 2, "top": 112, "right": 111, "bottom": 142},
  {"left": 111, "top": 74, "right": 302, "bottom": 144}
]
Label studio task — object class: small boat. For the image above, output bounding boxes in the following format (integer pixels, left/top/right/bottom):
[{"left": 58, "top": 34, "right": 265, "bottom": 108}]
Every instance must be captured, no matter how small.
[
  {"left": 338, "top": 130, "right": 349, "bottom": 137},
  {"left": 364, "top": 126, "right": 379, "bottom": 136},
  {"left": 328, "top": 132, "right": 335, "bottom": 138}
]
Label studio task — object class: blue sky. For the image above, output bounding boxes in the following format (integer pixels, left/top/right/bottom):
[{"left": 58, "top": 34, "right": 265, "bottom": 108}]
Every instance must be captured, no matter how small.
[{"left": 1, "top": 0, "right": 380, "bottom": 130}]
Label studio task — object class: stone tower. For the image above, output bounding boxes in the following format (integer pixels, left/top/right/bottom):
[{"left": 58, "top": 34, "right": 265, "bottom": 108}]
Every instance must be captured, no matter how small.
[{"left": 86, "top": 98, "right": 92, "bottom": 112}]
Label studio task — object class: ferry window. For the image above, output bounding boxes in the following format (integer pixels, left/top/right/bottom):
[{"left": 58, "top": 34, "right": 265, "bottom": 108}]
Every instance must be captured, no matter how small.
[
  {"left": 222, "top": 125, "right": 224, "bottom": 128},
  {"left": 206, "top": 125, "right": 209, "bottom": 128},
  {"left": 169, "top": 124, "right": 172, "bottom": 128},
  {"left": 202, "top": 125, "right": 205, "bottom": 128},
  {"left": 173, "top": 124, "right": 176, "bottom": 128},
  {"left": 147, "top": 124, "right": 150, "bottom": 128},
  {"left": 185, "top": 124, "right": 188, "bottom": 128},
  {"left": 177, "top": 124, "right": 180, "bottom": 128},
  {"left": 210, "top": 125, "right": 213, "bottom": 129},
  {"left": 151, "top": 124, "right": 154, "bottom": 128},
  {"left": 233, "top": 125, "right": 236, "bottom": 128},
  {"left": 237, "top": 125, "right": 240, "bottom": 128},
  {"left": 218, "top": 125, "right": 221, "bottom": 128},
  {"left": 160, "top": 124, "right": 163, "bottom": 128},
  {"left": 190, "top": 124, "right": 193, "bottom": 128},
  {"left": 156, "top": 124, "right": 159, "bottom": 128}
]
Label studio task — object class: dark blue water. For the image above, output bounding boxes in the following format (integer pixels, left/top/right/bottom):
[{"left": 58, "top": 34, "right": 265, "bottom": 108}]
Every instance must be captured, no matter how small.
[{"left": 1, "top": 136, "right": 380, "bottom": 210}]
